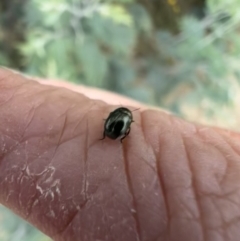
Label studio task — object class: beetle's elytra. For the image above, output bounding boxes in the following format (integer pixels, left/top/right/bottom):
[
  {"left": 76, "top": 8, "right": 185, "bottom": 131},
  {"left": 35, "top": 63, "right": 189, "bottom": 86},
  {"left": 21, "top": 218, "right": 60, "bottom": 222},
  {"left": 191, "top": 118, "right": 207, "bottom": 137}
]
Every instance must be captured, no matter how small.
[{"left": 100, "top": 107, "right": 134, "bottom": 142}]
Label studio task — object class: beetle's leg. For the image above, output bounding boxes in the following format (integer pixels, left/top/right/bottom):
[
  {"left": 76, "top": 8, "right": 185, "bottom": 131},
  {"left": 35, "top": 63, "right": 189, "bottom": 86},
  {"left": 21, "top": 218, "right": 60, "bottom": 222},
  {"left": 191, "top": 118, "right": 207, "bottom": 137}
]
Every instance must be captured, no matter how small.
[
  {"left": 99, "top": 132, "right": 106, "bottom": 140},
  {"left": 120, "top": 128, "right": 130, "bottom": 143}
]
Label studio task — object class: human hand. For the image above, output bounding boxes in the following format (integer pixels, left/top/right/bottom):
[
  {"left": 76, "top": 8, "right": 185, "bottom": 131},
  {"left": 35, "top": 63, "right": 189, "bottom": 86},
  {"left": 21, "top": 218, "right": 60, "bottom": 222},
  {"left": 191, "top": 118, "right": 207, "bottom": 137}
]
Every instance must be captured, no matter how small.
[{"left": 0, "top": 67, "right": 240, "bottom": 241}]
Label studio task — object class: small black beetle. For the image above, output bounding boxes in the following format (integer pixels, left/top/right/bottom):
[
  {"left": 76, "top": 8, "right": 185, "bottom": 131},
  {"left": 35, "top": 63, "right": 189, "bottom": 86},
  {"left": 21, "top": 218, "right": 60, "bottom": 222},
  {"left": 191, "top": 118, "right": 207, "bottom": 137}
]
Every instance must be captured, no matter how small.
[{"left": 100, "top": 107, "right": 135, "bottom": 142}]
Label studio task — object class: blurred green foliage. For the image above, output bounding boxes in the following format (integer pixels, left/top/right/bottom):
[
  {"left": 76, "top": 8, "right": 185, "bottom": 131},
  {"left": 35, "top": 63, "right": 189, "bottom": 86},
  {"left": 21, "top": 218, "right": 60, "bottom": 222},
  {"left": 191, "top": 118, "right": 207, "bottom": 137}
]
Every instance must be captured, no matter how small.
[
  {"left": 19, "top": 0, "right": 240, "bottom": 117},
  {"left": 0, "top": 205, "right": 51, "bottom": 241},
  {"left": 0, "top": 0, "right": 240, "bottom": 240}
]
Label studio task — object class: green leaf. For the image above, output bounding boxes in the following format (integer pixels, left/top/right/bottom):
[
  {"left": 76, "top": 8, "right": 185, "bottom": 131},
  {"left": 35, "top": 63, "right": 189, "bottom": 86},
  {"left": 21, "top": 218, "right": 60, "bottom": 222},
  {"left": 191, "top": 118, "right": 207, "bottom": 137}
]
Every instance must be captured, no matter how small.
[
  {"left": 88, "top": 14, "right": 136, "bottom": 55},
  {"left": 76, "top": 37, "right": 108, "bottom": 86},
  {"left": 128, "top": 3, "right": 152, "bottom": 33}
]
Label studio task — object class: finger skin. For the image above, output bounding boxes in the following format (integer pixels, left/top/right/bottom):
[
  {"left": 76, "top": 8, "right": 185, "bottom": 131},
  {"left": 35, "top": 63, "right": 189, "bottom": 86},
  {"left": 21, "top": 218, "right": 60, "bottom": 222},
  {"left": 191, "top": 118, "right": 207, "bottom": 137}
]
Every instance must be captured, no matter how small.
[
  {"left": 37, "top": 79, "right": 144, "bottom": 107},
  {"left": 0, "top": 68, "right": 240, "bottom": 241}
]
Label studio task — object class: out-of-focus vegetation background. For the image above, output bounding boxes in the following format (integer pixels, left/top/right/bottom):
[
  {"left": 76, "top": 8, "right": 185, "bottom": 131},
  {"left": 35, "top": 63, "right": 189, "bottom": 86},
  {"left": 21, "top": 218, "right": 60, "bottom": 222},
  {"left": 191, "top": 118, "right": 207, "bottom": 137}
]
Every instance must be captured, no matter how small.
[{"left": 0, "top": 0, "right": 240, "bottom": 240}]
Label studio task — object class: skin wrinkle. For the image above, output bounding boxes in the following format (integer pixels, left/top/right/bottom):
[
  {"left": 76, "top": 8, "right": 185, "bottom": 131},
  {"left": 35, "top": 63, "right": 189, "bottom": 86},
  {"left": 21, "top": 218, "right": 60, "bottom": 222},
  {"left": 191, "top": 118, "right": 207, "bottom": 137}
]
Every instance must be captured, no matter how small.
[
  {"left": 3, "top": 128, "right": 79, "bottom": 219},
  {"left": 71, "top": 113, "right": 89, "bottom": 137},
  {"left": 197, "top": 127, "right": 239, "bottom": 156},
  {"left": 2, "top": 152, "right": 37, "bottom": 219},
  {"left": 136, "top": 111, "right": 169, "bottom": 241},
  {"left": 151, "top": 124, "right": 171, "bottom": 240},
  {"left": 0, "top": 73, "right": 28, "bottom": 99},
  {"left": 137, "top": 113, "right": 158, "bottom": 174},
  {"left": 85, "top": 110, "right": 144, "bottom": 240},
  {"left": 53, "top": 209, "right": 81, "bottom": 240},
  {"left": 37, "top": 82, "right": 92, "bottom": 108},
  {"left": 52, "top": 106, "right": 140, "bottom": 240},
  {"left": 0, "top": 83, "right": 36, "bottom": 144},
  {"left": 2, "top": 68, "right": 240, "bottom": 241},
  {"left": 197, "top": 128, "right": 240, "bottom": 189},
  {"left": 0, "top": 83, "right": 25, "bottom": 108},
  {"left": 197, "top": 128, "right": 240, "bottom": 240},
  {"left": 53, "top": 208, "right": 83, "bottom": 239},
  {"left": 18, "top": 164, "right": 38, "bottom": 219},
  {"left": 22, "top": 102, "right": 46, "bottom": 141},
  {"left": 82, "top": 114, "right": 89, "bottom": 204},
  {"left": 29, "top": 139, "right": 89, "bottom": 237},
  {"left": 0, "top": 134, "right": 20, "bottom": 159},
  {"left": 63, "top": 104, "right": 102, "bottom": 228},
  {"left": 141, "top": 111, "right": 170, "bottom": 241},
  {"left": 0, "top": 78, "right": 89, "bottom": 237},
  {"left": 0, "top": 100, "right": 38, "bottom": 215},
  {"left": 18, "top": 80, "right": 69, "bottom": 100},
  {"left": 0, "top": 71, "right": 15, "bottom": 83},
  {"left": 122, "top": 144, "right": 141, "bottom": 241},
  {"left": 35, "top": 110, "right": 91, "bottom": 237},
  {"left": 128, "top": 122, "right": 166, "bottom": 241},
  {"left": 15, "top": 106, "right": 76, "bottom": 197},
  {"left": 182, "top": 131, "right": 240, "bottom": 241},
  {"left": 210, "top": 196, "right": 230, "bottom": 237},
  {"left": 70, "top": 102, "right": 99, "bottom": 139},
  {"left": 54, "top": 181, "right": 133, "bottom": 241},
  {"left": 145, "top": 112, "right": 204, "bottom": 241},
  {"left": 1, "top": 84, "right": 57, "bottom": 146},
  {"left": 224, "top": 216, "right": 240, "bottom": 232},
  {"left": 0, "top": 81, "right": 51, "bottom": 118},
  {"left": 50, "top": 114, "right": 68, "bottom": 164},
  {"left": 56, "top": 114, "right": 92, "bottom": 238},
  {"left": 0, "top": 70, "right": 138, "bottom": 241},
  {"left": 218, "top": 132, "right": 240, "bottom": 157},
  {"left": 0, "top": 78, "right": 180, "bottom": 240},
  {"left": 23, "top": 90, "right": 88, "bottom": 149},
  {"left": 30, "top": 165, "right": 78, "bottom": 236},
  {"left": 182, "top": 136, "right": 206, "bottom": 241},
  {"left": 16, "top": 147, "right": 61, "bottom": 221},
  {"left": 138, "top": 109, "right": 147, "bottom": 145},
  {"left": 58, "top": 150, "right": 139, "bottom": 240}
]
